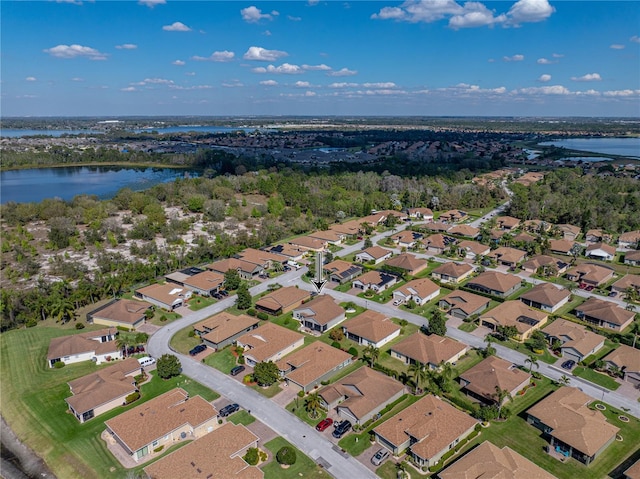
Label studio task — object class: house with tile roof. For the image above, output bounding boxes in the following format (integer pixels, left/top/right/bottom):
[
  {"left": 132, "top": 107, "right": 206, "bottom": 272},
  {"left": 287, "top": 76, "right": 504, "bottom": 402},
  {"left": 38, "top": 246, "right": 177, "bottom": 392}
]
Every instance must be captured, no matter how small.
[
  {"left": 384, "top": 253, "right": 429, "bottom": 276},
  {"left": 342, "top": 310, "right": 401, "bottom": 348},
  {"left": 292, "top": 295, "right": 346, "bottom": 333},
  {"left": 565, "top": 263, "right": 615, "bottom": 287},
  {"left": 549, "top": 239, "right": 577, "bottom": 256},
  {"left": 611, "top": 274, "right": 640, "bottom": 296},
  {"left": 47, "top": 328, "right": 120, "bottom": 368},
  {"left": 308, "top": 229, "right": 345, "bottom": 245},
  {"left": 352, "top": 270, "right": 398, "bottom": 293},
  {"left": 519, "top": 283, "right": 571, "bottom": 313},
  {"left": 542, "top": 319, "right": 605, "bottom": 364},
  {"left": 480, "top": 301, "right": 548, "bottom": 342},
  {"left": 487, "top": 247, "right": 527, "bottom": 268},
  {"left": 237, "top": 248, "right": 289, "bottom": 269},
  {"left": 373, "top": 395, "right": 477, "bottom": 468},
  {"left": 65, "top": 357, "right": 141, "bottom": 423},
  {"left": 264, "top": 243, "right": 306, "bottom": 261},
  {"left": 431, "top": 262, "right": 474, "bottom": 284},
  {"left": 288, "top": 235, "right": 327, "bottom": 252},
  {"left": 331, "top": 219, "right": 363, "bottom": 237},
  {"left": 556, "top": 224, "right": 581, "bottom": 241},
  {"left": 439, "top": 210, "right": 467, "bottom": 223},
  {"left": 623, "top": 250, "right": 640, "bottom": 267},
  {"left": 459, "top": 356, "right": 531, "bottom": 406},
  {"left": 390, "top": 333, "right": 468, "bottom": 370},
  {"left": 522, "top": 255, "right": 569, "bottom": 275},
  {"left": 255, "top": 286, "right": 311, "bottom": 316},
  {"left": 392, "top": 277, "right": 440, "bottom": 306},
  {"left": 604, "top": 345, "right": 640, "bottom": 387},
  {"left": 235, "top": 323, "right": 304, "bottom": 367},
  {"left": 465, "top": 271, "right": 522, "bottom": 298},
  {"left": 323, "top": 260, "right": 363, "bottom": 284},
  {"left": 624, "top": 460, "right": 640, "bottom": 479},
  {"left": 407, "top": 207, "right": 434, "bottom": 221},
  {"left": 318, "top": 367, "right": 405, "bottom": 425},
  {"left": 181, "top": 270, "right": 225, "bottom": 297},
  {"left": 526, "top": 387, "right": 619, "bottom": 465},
  {"left": 422, "top": 233, "right": 454, "bottom": 254},
  {"left": 574, "top": 297, "right": 635, "bottom": 332},
  {"left": 207, "top": 257, "right": 263, "bottom": 280},
  {"left": 447, "top": 224, "right": 480, "bottom": 239},
  {"left": 586, "top": 242, "right": 616, "bottom": 262},
  {"left": 586, "top": 229, "right": 612, "bottom": 244},
  {"left": 438, "top": 290, "right": 491, "bottom": 320},
  {"left": 143, "top": 422, "right": 262, "bottom": 479},
  {"left": 87, "top": 299, "right": 152, "bottom": 330},
  {"left": 277, "top": 342, "right": 352, "bottom": 392},
  {"left": 355, "top": 246, "right": 393, "bottom": 264},
  {"left": 423, "top": 223, "right": 452, "bottom": 235},
  {"left": 512, "top": 232, "right": 537, "bottom": 244},
  {"left": 105, "top": 388, "right": 219, "bottom": 463},
  {"left": 496, "top": 216, "right": 520, "bottom": 231},
  {"left": 456, "top": 240, "right": 490, "bottom": 260},
  {"left": 390, "top": 230, "right": 423, "bottom": 249},
  {"left": 618, "top": 230, "right": 640, "bottom": 248},
  {"left": 193, "top": 312, "right": 260, "bottom": 351},
  {"left": 135, "top": 283, "right": 190, "bottom": 311},
  {"left": 438, "top": 441, "right": 556, "bottom": 479}
]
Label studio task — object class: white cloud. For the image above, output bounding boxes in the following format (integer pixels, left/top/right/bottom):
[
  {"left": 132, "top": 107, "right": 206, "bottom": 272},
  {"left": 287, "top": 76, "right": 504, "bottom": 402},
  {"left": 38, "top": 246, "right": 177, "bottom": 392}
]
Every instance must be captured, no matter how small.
[
  {"left": 308, "top": 0, "right": 319, "bottom": 5},
  {"left": 169, "top": 84, "right": 213, "bottom": 90},
  {"left": 538, "top": 74, "right": 551, "bottom": 82},
  {"left": 328, "top": 67, "right": 357, "bottom": 77},
  {"left": 363, "top": 82, "right": 397, "bottom": 88},
  {"left": 139, "top": 0, "right": 165, "bottom": 7},
  {"left": 603, "top": 89, "right": 640, "bottom": 97},
  {"left": 305, "top": 91, "right": 316, "bottom": 97},
  {"left": 503, "top": 54, "right": 524, "bottom": 62},
  {"left": 44, "top": 44, "right": 107, "bottom": 60},
  {"left": 552, "top": 53, "right": 564, "bottom": 58},
  {"left": 571, "top": 73, "right": 601, "bottom": 82},
  {"left": 243, "top": 46, "right": 288, "bottom": 61},
  {"left": 536, "top": 58, "right": 554, "bottom": 64},
  {"left": 162, "top": 22, "right": 191, "bottom": 32},
  {"left": 609, "top": 44, "right": 625, "bottom": 50},
  {"left": 295, "top": 81, "right": 311, "bottom": 87},
  {"left": 260, "top": 80, "right": 279, "bottom": 86},
  {"left": 263, "top": 30, "right": 272, "bottom": 36},
  {"left": 222, "top": 81, "right": 244, "bottom": 88},
  {"left": 252, "top": 63, "right": 304, "bottom": 74},
  {"left": 56, "top": 0, "right": 82, "bottom": 5},
  {"left": 302, "top": 64, "right": 331, "bottom": 71},
  {"left": 71, "top": 77, "right": 84, "bottom": 82},
  {"left": 329, "top": 82, "right": 358, "bottom": 88},
  {"left": 115, "top": 43, "right": 137, "bottom": 50},
  {"left": 631, "top": 35, "right": 640, "bottom": 43},
  {"left": 288, "top": 15, "right": 302, "bottom": 21},
  {"left": 241, "top": 6, "right": 277, "bottom": 23},
  {"left": 25, "top": 76, "right": 37, "bottom": 82},
  {"left": 173, "top": 60, "right": 186, "bottom": 66},
  {"left": 121, "top": 86, "right": 137, "bottom": 92},
  {"left": 449, "top": 3, "right": 506, "bottom": 29},
  {"left": 518, "top": 85, "right": 571, "bottom": 95},
  {"left": 192, "top": 51, "right": 235, "bottom": 62},
  {"left": 506, "top": 0, "right": 554, "bottom": 25}
]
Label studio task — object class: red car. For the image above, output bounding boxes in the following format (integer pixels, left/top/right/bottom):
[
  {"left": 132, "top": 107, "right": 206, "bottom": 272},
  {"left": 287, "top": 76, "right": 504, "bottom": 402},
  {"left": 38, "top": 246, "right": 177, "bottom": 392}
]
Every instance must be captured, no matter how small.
[{"left": 315, "top": 418, "right": 333, "bottom": 432}]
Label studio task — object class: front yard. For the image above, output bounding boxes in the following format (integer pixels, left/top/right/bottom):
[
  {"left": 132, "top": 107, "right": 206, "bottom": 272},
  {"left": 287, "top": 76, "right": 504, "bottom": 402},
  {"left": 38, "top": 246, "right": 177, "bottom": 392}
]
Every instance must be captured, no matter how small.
[{"left": 261, "top": 437, "right": 327, "bottom": 479}]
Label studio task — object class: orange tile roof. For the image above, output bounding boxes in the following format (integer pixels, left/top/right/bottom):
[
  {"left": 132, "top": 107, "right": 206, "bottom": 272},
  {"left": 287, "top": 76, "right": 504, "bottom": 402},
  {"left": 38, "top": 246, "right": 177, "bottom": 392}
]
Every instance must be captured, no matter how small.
[
  {"left": 194, "top": 312, "right": 259, "bottom": 344},
  {"left": 395, "top": 277, "right": 440, "bottom": 299},
  {"left": 256, "top": 286, "right": 311, "bottom": 312},
  {"left": 278, "top": 342, "right": 352, "bottom": 388},
  {"left": 604, "top": 344, "right": 640, "bottom": 372},
  {"left": 90, "top": 299, "right": 151, "bottom": 325},
  {"left": 432, "top": 262, "right": 474, "bottom": 279},
  {"left": 391, "top": 333, "right": 467, "bottom": 366},
  {"left": 183, "top": 270, "right": 225, "bottom": 291},
  {"left": 384, "top": 253, "right": 428, "bottom": 273},
  {"left": 542, "top": 319, "right": 605, "bottom": 357},
  {"left": 467, "top": 271, "right": 521, "bottom": 294},
  {"left": 236, "top": 323, "right": 304, "bottom": 363},
  {"left": 439, "top": 290, "right": 490, "bottom": 316},
  {"left": 459, "top": 356, "right": 531, "bottom": 402},
  {"left": 342, "top": 310, "right": 400, "bottom": 343},
  {"left": 480, "top": 301, "right": 548, "bottom": 335}
]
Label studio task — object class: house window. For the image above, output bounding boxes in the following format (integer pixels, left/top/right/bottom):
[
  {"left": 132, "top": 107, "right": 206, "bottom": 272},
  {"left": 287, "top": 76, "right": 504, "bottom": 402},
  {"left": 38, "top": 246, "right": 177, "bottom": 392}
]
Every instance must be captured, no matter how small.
[{"left": 152, "top": 440, "right": 158, "bottom": 447}]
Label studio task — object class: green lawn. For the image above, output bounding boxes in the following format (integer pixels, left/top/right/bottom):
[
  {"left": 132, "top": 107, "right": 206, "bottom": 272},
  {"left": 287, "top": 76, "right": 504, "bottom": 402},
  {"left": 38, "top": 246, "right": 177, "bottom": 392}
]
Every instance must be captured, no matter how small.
[
  {"left": 573, "top": 367, "right": 620, "bottom": 391},
  {"left": 270, "top": 312, "right": 303, "bottom": 333},
  {"left": 188, "top": 295, "right": 216, "bottom": 311},
  {"left": 261, "top": 437, "right": 327, "bottom": 479},
  {"left": 149, "top": 310, "right": 181, "bottom": 326},
  {"left": 0, "top": 326, "right": 218, "bottom": 479},
  {"left": 251, "top": 382, "right": 283, "bottom": 398},
  {"left": 458, "top": 322, "right": 478, "bottom": 332},
  {"left": 203, "top": 346, "right": 239, "bottom": 374},
  {"left": 169, "top": 324, "right": 202, "bottom": 355},
  {"left": 490, "top": 336, "right": 558, "bottom": 365},
  {"left": 285, "top": 398, "right": 327, "bottom": 427},
  {"left": 227, "top": 410, "right": 256, "bottom": 426}
]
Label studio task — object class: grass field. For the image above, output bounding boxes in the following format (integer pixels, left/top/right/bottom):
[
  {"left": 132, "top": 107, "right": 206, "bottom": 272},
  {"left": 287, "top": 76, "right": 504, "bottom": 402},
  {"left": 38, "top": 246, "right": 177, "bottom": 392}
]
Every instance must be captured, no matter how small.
[
  {"left": 0, "top": 326, "right": 218, "bottom": 479},
  {"left": 169, "top": 324, "right": 201, "bottom": 354},
  {"left": 203, "top": 346, "right": 239, "bottom": 374},
  {"left": 261, "top": 437, "right": 327, "bottom": 479},
  {"left": 573, "top": 366, "right": 620, "bottom": 391},
  {"left": 227, "top": 410, "right": 256, "bottom": 426}
]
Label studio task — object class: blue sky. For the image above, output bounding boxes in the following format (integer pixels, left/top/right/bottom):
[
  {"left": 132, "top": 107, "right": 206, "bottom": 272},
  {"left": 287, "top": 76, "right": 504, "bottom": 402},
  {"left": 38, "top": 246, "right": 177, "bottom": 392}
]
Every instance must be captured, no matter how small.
[{"left": 2, "top": 0, "right": 639, "bottom": 117}]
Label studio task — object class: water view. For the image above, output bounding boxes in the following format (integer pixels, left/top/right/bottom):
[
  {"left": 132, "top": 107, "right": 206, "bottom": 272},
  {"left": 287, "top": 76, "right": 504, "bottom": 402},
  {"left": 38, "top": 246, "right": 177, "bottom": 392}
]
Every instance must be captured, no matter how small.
[
  {"left": 538, "top": 137, "right": 640, "bottom": 158},
  {"left": 0, "top": 166, "right": 197, "bottom": 204}
]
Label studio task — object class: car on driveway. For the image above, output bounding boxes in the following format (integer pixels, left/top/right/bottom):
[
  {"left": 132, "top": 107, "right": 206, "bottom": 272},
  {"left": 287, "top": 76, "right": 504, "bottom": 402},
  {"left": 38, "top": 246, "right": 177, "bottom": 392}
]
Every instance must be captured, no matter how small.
[
  {"left": 189, "top": 344, "right": 207, "bottom": 356},
  {"left": 219, "top": 403, "right": 240, "bottom": 417},
  {"left": 371, "top": 448, "right": 390, "bottom": 466},
  {"left": 332, "top": 420, "right": 352, "bottom": 438},
  {"left": 315, "top": 418, "right": 333, "bottom": 432},
  {"left": 561, "top": 360, "right": 576, "bottom": 370},
  {"left": 230, "top": 365, "right": 245, "bottom": 376}
]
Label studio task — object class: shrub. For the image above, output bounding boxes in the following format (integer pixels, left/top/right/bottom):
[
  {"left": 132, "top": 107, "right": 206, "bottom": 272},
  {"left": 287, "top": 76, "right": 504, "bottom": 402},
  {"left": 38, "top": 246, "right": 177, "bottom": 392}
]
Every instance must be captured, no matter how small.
[
  {"left": 125, "top": 392, "right": 141, "bottom": 404},
  {"left": 247, "top": 308, "right": 257, "bottom": 317},
  {"left": 329, "top": 329, "right": 344, "bottom": 341},
  {"left": 238, "top": 355, "right": 245, "bottom": 365},
  {"left": 159, "top": 314, "right": 167, "bottom": 322},
  {"left": 244, "top": 447, "right": 260, "bottom": 466},
  {"left": 75, "top": 322, "right": 85, "bottom": 330},
  {"left": 331, "top": 341, "right": 342, "bottom": 349},
  {"left": 25, "top": 318, "right": 37, "bottom": 328},
  {"left": 276, "top": 446, "right": 297, "bottom": 465},
  {"left": 257, "top": 312, "right": 269, "bottom": 321},
  {"left": 188, "top": 330, "right": 196, "bottom": 338},
  {"left": 259, "top": 450, "right": 268, "bottom": 462},
  {"left": 153, "top": 445, "right": 164, "bottom": 453},
  {"left": 53, "top": 361, "right": 65, "bottom": 369},
  {"left": 297, "top": 390, "right": 305, "bottom": 398},
  {"left": 348, "top": 347, "right": 358, "bottom": 357}
]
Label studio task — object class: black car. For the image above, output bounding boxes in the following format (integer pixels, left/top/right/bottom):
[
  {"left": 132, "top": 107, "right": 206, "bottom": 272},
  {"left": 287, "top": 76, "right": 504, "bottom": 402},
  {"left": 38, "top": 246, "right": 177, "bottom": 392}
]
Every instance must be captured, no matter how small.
[
  {"left": 332, "top": 420, "right": 352, "bottom": 438},
  {"left": 219, "top": 290, "right": 229, "bottom": 297},
  {"left": 189, "top": 344, "right": 207, "bottom": 356},
  {"left": 219, "top": 403, "right": 240, "bottom": 417},
  {"left": 561, "top": 360, "right": 576, "bottom": 370},
  {"left": 230, "top": 365, "right": 246, "bottom": 376}
]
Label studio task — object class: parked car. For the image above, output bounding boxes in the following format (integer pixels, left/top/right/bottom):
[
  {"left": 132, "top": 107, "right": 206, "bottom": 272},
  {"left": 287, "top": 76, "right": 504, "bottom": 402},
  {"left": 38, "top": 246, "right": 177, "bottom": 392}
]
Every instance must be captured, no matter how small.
[
  {"left": 189, "top": 344, "right": 207, "bottom": 356},
  {"left": 138, "top": 356, "right": 156, "bottom": 367},
  {"left": 371, "top": 448, "right": 390, "bottom": 466},
  {"left": 219, "top": 290, "right": 229, "bottom": 296},
  {"left": 219, "top": 403, "right": 240, "bottom": 417},
  {"left": 393, "top": 298, "right": 403, "bottom": 306},
  {"left": 315, "top": 418, "right": 333, "bottom": 432},
  {"left": 561, "top": 360, "right": 576, "bottom": 370},
  {"left": 332, "top": 420, "right": 352, "bottom": 438},
  {"left": 609, "top": 291, "right": 617, "bottom": 297},
  {"left": 230, "top": 365, "right": 245, "bottom": 376}
]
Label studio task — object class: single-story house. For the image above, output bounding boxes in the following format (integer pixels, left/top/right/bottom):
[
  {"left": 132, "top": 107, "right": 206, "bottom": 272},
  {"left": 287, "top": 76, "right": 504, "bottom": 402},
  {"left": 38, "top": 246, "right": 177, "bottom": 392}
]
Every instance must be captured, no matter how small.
[
  {"left": 392, "top": 278, "right": 440, "bottom": 306},
  {"left": 341, "top": 310, "right": 401, "bottom": 348},
  {"left": 447, "top": 224, "right": 480, "bottom": 239},
  {"left": 390, "top": 333, "right": 468, "bottom": 370},
  {"left": 423, "top": 222, "right": 452, "bottom": 235},
  {"left": 574, "top": 297, "right": 635, "bottom": 332},
  {"left": 255, "top": 286, "right": 311, "bottom": 316},
  {"left": 264, "top": 243, "right": 306, "bottom": 262},
  {"left": 526, "top": 387, "right": 619, "bottom": 465},
  {"left": 487, "top": 247, "right": 527, "bottom": 268},
  {"left": 105, "top": 388, "right": 219, "bottom": 463},
  {"left": 65, "top": 357, "right": 141, "bottom": 423},
  {"left": 496, "top": 216, "right": 520, "bottom": 231},
  {"left": 182, "top": 270, "right": 225, "bottom": 297},
  {"left": 407, "top": 207, "right": 434, "bottom": 221},
  {"left": 438, "top": 441, "right": 556, "bottom": 479},
  {"left": 165, "top": 266, "right": 205, "bottom": 286},
  {"left": 277, "top": 342, "right": 352, "bottom": 392},
  {"left": 456, "top": 240, "right": 490, "bottom": 260},
  {"left": 352, "top": 270, "right": 398, "bottom": 292},
  {"left": 207, "top": 257, "right": 263, "bottom": 280},
  {"left": 549, "top": 239, "right": 577, "bottom": 256},
  {"left": 624, "top": 460, "right": 640, "bottom": 479},
  {"left": 522, "top": 255, "right": 569, "bottom": 275},
  {"left": 318, "top": 367, "right": 405, "bottom": 425},
  {"left": 519, "top": 283, "right": 571, "bottom": 313},
  {"left": 439, "top": 210, "right": 467, "bottom": 223},
  {"left": 565, "top": 263, "right": 615, "bottom": 287},
  {"left": 623, "top": 250, "right": 640, "bottom": 267},
  {"left": 288, "top": 235, "right": 327, "bottom": 252},
  {"left": 603, "top": 345, "right": 640, "bottom": 387},
  {"left": 459, "top": 356, "right": 531, "bottom": 406},
  {"left": 323, "top": 260, "right": 363, "bottom": 284},
  {"left": 512, "top": 232, "right": 537, "bottom": 245},
  {"left": 237, "top": 248, "right": 289, "bottom": 270},
  {"left": 47, "top": 328, "right": 120, "bottom": 368},
  {"left": 390, "top": 230, "right": 423, "bottom": 249},
  {"left": 331, "top": 219, "right": 363, "bottom": 237},
  {"left": 523, "top": 219, "right": 552, "bottom": 234},
  {"left": 422, "top": 234, "right": 454, "bottom": 254},
  {"left": 479, "top": 301, "right": 548, "bottom": 342},
  {"left": 292, "top": 294, "right": 346, "bottom": 333},
  {"left": 611, "top": 274, "right": 640, "bottom": 296},
  {"left": 87, "top": 299, "right": 152, "bottom": 330},
  {"left": 431, "top": 262, "right": 474, "bottom": 284},
  {"left": 586, "top": 229, "right": 612, "bottom": 244},
  {"left": 384, "top": 253, "right": 429, "bottom": 276},
  {"left": 355, "top": 246, "right": 393, "bottom": 264},
  {"left": 543, "top": 319, "right": 606, "bottom": 364},
  {"left": 236, "top": 322, "right": 304, "bottom": 368},
  {"left": 309, "top": 229, "right": 345, "bottom": 245},
  {"left": 143, "top": 423, "right": 262, "bottom": 479},
  {"left": 135, "top": 283, "right": 191, "bottom": 311},
  {"left": 557, "top": 224, "right": 581, "bottom": 241},
  {"left": 373, "top": 395, "right": 476, "bottom": 469},
  {"left": 438, "top": 290, "right": 491, "bottom": 320},
  {"left": 465, "top": 271, "right": 522, "bottom": 298},
  {"left": 618, "top": 230, "right": 640, "bottom": 248},
  {"left": 586, "top": 242, "right": 616, "bottom": 262},
  {"left": 194, "top": 312, "right": 260, "bottom": 351}
]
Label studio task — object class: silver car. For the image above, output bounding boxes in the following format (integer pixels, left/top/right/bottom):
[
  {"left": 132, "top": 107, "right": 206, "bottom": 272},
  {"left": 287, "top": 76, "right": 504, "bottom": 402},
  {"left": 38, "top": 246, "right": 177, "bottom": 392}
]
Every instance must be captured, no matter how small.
[{"left": 371, "top": 448, "right": 390, "bottom": 466}]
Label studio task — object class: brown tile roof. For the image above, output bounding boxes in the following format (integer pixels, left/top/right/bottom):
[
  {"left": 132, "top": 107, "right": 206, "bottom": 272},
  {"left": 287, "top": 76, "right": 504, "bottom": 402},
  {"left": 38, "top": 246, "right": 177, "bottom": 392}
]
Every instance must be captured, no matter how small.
[
  {"left": 318, "top": 367, "right": 404, "bottom": 420},
  {"left": 625, "top": 250, "right": 640, "bottom": 262},
  {"left": 278, "top": 342, "right": 352, "bottom": 388},
  {"left": 557, "top": 224, "right": 581, "bottom": 237},
  {"left": 522, "top": 255, "right": 564, "bottom": 271},
  {"left": 575, "top": 297, "right": 635, "bottom": 327},
  {"left": 496, "top": 216, "right": 521, "bottom": 229},
  {"left": 143, "top": 422, "right": 262, "bottom": 479},
  {"left": 619, "top": 230, "right": 640, "bottom": 244},
  {"left": 90, "top": 299, "right": 152, "bottom": 325},
  {"left": 457, "top": 240, "right": 490, "bottom": 256},
  {"left": 513, "top": 232, "right": 536, "bottom": 243},
  {"left": 358, "top": 246, "right": 393, "bottom": 260},
  {"left": 487, "top": 247, "right": 527, "bottom": 264},
  {"left": 135, "top": 283, "right": 188, "bottom": 306},
  {"left": 542, "top": 319, "right": 605, "bottom": 357},
  {"left": 438, "top": 441, "right": 557, "bottom": 479},
  {"left": 265, "top": 243, "right": 306, "bottom": 259},
  {"left": 625, "top": 460, "right": 640, "bottom": 479},
  {"left": 422, "top": 233, "right": 449, "bottom": 248},
  {"left": 255, "top": 286, "right": 310, "bottom": 312},
  {"left": 447, "top": 224, "right": 479, "bottom": 237},
  {"left": 331, "top": 220, "right": 362, "bottom": 236},
  {"left": 586, "top": 242, "right": 616, "bottom": 257},
  {"left": 105, "top": 389, "right": 218, "bottom": 453},
  {"left": 467, "top": 271, "right": 521, "bottom": 294},
  {"left": 526, "top": 387, "right": 619, "bottom": 456},
  {"left": 459, "top": 356, "right": 531, "bottom": 402},
  {"left": 309, "top": 229, "right": 343, "bottom": 242},
  {"left": 604, "top": 344, "right": 640, "bottom": 372},
  {"left": 480, "top": 301, "right": 548, "bottom": 335},
  {"left": 549, "top": 239, "right": 576, "bottom": 254},
  {"left": 424, "top": 223, "right": 451, "bottom": 234},
  {"left": 183, "top": 270, "right": 225, "bottom": 291},
  {"left": 384, "top": 253, "right": 428, "bottom": 273},
  {"left": 395, "top": 278, "right": 440, "bottom": 300},
  {"left": 439, "top": 290, "right": 490, "bottom": 316},
  {"left": 66, "top": 357, "right": 140, "bottom": 414},
  {"left": 47, "top": 328, "right": 119, "bottom": 361},
  {"left": 288, "top": 235, "right": 326, "bottom": 250},
  {"left": 612, "top": 274, "right": 640, "bottom": 291},
  {"left": 292, "top": 294, "right": 345, "bottom": 326},
  {"left": 194, "top": 312, "right": 259, "bottom": 344},
  {"left": 391, "top": 230, "right": 422, "bottom": 244},
  {"left": 355, "top": 270, "right": 397, "bottom": 288},
  {"left": 408, "top": 207, "right": 433, "bottom": 218},
  {"left": 238, "top": 248, "right": 288, "bottom": 266},
  {"left": 207, "top": 257, "right": 260, "bottom": 275},
  {"left": 374, "top": 395, "right": 476, "bottom": 458},
  {"left": 323, "top": 260, "right": 361, "bottom": 278},
  {"left": 566, "top": 263, "right": 614, "bottom": 285},
  {"left": 432, "top": 262, "right": 474, "bottom": 279},
  {"left": 342, "top": 310, "right": 400, "bottom": 343},
  {"left": 391, "top": 333, "right": 467, "bottom": 366},
  {"left": 237, "top": 323, "right": 304, "bottom": 363},
  {"left": 520, "top": 283, "right": 570, "bottom": 308}
]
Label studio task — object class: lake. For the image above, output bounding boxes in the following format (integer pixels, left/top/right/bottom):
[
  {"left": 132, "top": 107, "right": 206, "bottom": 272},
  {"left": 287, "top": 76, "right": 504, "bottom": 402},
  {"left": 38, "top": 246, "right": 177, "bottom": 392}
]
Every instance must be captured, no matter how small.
[
  {"left": 0, "top": 166, "right": 197, "bottom": 204},
  {"left": 538, "top": 138, "right": 640, "bottom": 158}
]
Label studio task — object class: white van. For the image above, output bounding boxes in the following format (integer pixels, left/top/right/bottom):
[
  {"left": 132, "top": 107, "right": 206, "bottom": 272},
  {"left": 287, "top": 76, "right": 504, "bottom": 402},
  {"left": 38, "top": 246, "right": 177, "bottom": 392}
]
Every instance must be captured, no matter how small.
[{"left": 138, "top": 356, "right": 156, "bottom": 367}]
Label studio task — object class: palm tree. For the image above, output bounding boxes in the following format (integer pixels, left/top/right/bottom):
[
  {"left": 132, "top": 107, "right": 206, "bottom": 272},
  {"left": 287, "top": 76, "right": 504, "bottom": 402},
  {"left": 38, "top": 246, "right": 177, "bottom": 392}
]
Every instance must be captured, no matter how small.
[
  {"left": 409, "top": 362, "right": 429, "bottom": 394},
  {"left": 525, "top": 355, "right": 539, "bottom": 374},
  {"left": 116, "top": 335, "right": 131, "bottom": 357},
  {"left": 558, "top": 375, "right": 571, "bottom": 386},
  {"left": 50, "top": 295, "right": 76, "bottom": 323},
  {"left": 398, "top": 371, "right": 411, "bottom": 386},
  {"left": 364, "top": 344, "right": 380, "bottom": 367},
  {"left": 304, "top": 392, "right": 322, "bottom": 419},
  {"left": 493, "top": 386, "right": 511, "bottom": 419}
]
